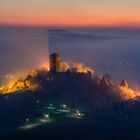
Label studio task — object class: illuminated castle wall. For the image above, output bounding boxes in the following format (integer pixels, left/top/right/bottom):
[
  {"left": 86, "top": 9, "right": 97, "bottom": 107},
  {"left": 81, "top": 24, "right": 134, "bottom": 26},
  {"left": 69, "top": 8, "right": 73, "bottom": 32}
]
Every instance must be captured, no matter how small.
[{"left": 49, "top": 53, "right": 61, "bottom": 72}]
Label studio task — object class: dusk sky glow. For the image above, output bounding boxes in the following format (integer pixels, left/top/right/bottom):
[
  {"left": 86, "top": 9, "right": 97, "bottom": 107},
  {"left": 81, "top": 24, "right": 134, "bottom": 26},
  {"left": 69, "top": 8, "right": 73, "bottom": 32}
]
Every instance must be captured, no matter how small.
[
  {"left": 2, "top": 1, "right": 140, "bottom": 139},
  {"left": 0, "top": 0, "right": 140, "bottom": 27}
]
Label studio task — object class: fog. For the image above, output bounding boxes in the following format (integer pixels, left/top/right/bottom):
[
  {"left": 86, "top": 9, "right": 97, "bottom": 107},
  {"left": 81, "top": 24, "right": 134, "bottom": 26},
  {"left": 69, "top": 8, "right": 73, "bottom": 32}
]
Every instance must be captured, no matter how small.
[
  {"left": 0, "top": 26, "right": 140, "bottom": 87},
  {"left": 0, "top": 26, "right": 49, "bottom": 83},
  {"left": 48, "top": 28, "right": 140, "bottom": 88}
]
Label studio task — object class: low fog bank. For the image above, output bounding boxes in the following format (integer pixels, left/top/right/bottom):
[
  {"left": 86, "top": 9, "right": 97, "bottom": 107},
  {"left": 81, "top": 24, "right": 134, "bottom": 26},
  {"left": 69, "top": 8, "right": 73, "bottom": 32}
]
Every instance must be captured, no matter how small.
[
  {"left": 47, "top": 28, "right": 140, "bottom": 87},
  {"left": 1, "top": 26, "right": 140, "bottom": 87},
  {"left": 0, "top": 26, "right": 49, "bottom": 83}
]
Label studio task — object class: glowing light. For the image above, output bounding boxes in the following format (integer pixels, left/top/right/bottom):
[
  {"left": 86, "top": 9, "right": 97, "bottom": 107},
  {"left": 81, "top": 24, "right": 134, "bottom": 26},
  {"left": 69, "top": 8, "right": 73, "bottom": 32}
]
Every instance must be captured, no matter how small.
[
  {"left": 21, "top": 123, "right": 38, "bottom": 130},
  {"left": 58, "top": 109, "right": 70, "bottom": 113},
  {"left": 6, "top": 74, "right": 14, "bottom": 79},
  {"left": 36, "top": 100, "right": 40, "bottom": 103},
  {"left": 44, "top": 114, "right": 49, "bottom": 118},
  {"left": 39, "top": 63, "right": 50, "bottom": 71},
  {"left": 59, "top": 61, "right": 70, "bottom": 72},
  {"left": 65, "top": 109, "right": 85, "bottom": 119},
  {"left": 73, "top": 63, "right": 94, "bottom": 74},
  {"left": 118, "top": 86, "right": 140, "bottom": 100},
  {"left": 40, "top": 119, "right": 48, "bottom": 123},
  {"left": 62, "top": 104, "right": 67, "bottom": 108},
  {"left": 46, "top": 104, "right": 55, "bottom": 110},
  {"left": 26, "top": 118, "right": 29, "bottom": 123},
  {"left": 20, "top": 117, "right": 52, "bottom": 130},
  {"left": 76, "top": 110, "right": 81, "bottom": 116},
  {"left": 0, "top": 72, "right": 40, "bottom": 94},
  {"left": 77, "top": 112, "right": 81, "bottom": 116},
  {"left": 76, "top": 110, "right": 80, "bottom": 114},
  {"left": 9, "top": 85, "right": 12, "bottom": 89},
  {"left": 28, "top": 69, "right": 38, "bottom": 77}
]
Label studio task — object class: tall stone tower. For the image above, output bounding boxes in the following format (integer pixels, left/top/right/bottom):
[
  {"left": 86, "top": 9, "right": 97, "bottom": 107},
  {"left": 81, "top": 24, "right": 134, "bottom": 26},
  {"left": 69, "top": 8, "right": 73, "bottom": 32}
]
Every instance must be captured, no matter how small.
[{"left": 49, "top": 53, "right": 61, "bottom": 72}]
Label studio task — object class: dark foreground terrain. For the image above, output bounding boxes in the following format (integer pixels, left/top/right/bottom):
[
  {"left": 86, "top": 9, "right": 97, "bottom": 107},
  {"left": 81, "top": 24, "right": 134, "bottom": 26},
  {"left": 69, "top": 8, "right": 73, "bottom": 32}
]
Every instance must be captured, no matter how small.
[
  {"left": 2, "top": 117, "right": 140, "bottom": 140},
  {"left": 1, "top": 72, "right": 140, "bottom": 139}
]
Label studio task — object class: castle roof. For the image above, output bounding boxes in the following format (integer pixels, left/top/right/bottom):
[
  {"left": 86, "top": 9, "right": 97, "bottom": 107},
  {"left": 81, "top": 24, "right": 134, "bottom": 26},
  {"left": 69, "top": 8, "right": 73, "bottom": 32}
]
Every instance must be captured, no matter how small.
[
  {"left": 120, "top": 78, "right": 128, "bottom": 87},
  {"left": 100, "top": 77, "right": 109, "bottom": 87},
  {"left": 50, "top": 53, "right": 60, "bottom": 57}
]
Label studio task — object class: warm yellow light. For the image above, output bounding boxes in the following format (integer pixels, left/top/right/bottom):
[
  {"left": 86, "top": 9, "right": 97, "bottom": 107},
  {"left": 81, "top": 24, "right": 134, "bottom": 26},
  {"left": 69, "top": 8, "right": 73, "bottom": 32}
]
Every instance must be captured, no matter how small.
[
  {"left": 73, "top": 63, "right": 94, "bottom": 74},
  {"left": 9, "top": 85, "right": 12, "bottom": 89},
  {"left": 118, "top": 86, "right": 140, "bottom": 100},
  {"left": 40, "top": 63, "right": 50, "bottom": 71}
]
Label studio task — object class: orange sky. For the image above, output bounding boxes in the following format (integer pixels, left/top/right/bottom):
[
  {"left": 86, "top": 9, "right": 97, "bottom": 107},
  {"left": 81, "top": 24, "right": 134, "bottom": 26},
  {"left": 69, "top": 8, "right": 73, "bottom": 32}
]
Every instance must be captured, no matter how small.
[{"left": 0, "top": 0, "right": 140, "bottom": 27}]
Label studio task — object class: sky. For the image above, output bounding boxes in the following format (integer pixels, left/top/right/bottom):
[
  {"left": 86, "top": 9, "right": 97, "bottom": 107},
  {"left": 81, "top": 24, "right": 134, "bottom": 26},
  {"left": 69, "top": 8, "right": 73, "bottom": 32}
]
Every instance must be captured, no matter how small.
[{"left": 0, "top": 0, "right": 140, "bottom": 27}]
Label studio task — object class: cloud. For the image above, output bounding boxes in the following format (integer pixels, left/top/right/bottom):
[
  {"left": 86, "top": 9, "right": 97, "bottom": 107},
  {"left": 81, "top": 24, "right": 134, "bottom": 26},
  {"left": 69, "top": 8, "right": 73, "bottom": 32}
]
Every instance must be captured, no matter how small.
[
  {"left": 107, "top": 61, "right": 136, "bottom": 67},
  {"left": 47, "top": 29, "right": 128, "bottom": 44}
]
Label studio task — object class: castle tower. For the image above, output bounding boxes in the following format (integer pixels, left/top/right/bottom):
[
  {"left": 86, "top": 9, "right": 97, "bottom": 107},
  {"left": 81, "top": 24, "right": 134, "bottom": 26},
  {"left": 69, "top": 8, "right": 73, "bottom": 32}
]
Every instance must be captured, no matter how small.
[
  {"left": 100, "top": 77, "right": 109, "bottom": 87},
  {"left": 120, "top": 78, "right": 128, "bottom": 88},
  {"left": 49, "top": 53, "right": 61, "bottom": 72}
]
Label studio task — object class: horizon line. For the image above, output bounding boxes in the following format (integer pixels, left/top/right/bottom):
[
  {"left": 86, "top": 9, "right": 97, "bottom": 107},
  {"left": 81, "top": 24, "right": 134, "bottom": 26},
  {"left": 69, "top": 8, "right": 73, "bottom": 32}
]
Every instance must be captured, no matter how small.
[{"left": 0, "top": 24, "right": 140, "bottom": 30}]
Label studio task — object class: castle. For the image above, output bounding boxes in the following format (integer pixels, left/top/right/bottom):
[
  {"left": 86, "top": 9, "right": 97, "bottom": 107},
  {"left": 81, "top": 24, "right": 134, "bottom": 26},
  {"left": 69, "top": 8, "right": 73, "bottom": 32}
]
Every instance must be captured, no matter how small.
[{"left": 49, "top": 53, "right": 61, "bottom": 72}]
